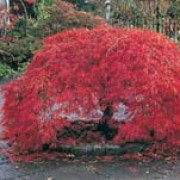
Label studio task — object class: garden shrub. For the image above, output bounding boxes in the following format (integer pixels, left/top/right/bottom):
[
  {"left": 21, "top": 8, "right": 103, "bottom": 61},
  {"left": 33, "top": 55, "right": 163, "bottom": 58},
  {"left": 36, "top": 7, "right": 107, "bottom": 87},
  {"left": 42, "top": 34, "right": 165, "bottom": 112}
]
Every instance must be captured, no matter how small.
[
  {"left": 1, "top": 26, "right": 180, "bottom": 159},
  {"left": 64, "top": 0, "right": 101, "bottom": 12},
  {"left": 0, "top": 0, "right": 105, "bottom": 72},
  {"left": 0, "top": 63, "right": 15, "bottom": 79},
  {"left": 0, "top": 36, "right": 39, "bottom": 70},
  {"left": 31, "top": 0, "right": 105, "bottom": 38}
]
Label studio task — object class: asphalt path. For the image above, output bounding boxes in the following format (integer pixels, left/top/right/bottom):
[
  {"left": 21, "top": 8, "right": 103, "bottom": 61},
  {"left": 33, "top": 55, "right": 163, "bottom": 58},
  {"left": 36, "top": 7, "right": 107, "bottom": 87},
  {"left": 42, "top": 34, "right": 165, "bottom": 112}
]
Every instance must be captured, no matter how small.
[{"left": 0, "top": 157, "right": 180, "bottom": 180}]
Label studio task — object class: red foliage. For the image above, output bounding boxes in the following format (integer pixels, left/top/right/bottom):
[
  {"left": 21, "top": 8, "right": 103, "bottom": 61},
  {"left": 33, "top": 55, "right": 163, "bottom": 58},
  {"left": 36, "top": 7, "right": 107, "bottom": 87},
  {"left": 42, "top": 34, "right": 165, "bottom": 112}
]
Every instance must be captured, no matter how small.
[
  {"left": 1, "top": 26, "right": 180, "bottom": 159},
  {"left": 58, "top": 0, "right": 75, "bottom": 12},
  {"left": 23, "top": 0, "right": 37, "bottom": 4}
]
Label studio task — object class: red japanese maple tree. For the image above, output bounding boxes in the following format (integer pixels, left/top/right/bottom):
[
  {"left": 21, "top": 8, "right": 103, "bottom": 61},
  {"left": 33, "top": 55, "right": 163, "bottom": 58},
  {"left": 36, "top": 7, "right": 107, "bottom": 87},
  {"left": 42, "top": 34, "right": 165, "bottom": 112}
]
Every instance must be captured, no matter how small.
[
  {"left": 23, "top": 0, "right": 36, "bottom": 3},
  {"left": 1, "top": 26, "right": 180, "bottom": 158}
]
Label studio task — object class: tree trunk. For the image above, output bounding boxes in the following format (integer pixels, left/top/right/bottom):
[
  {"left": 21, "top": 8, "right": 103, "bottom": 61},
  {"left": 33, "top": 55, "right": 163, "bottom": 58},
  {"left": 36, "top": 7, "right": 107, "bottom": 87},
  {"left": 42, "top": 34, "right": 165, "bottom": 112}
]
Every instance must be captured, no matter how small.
[
  {"left": 105, "top": 0, "right": 111, "bottom": 20},
  {"left": 98, "top": 104, "right": 116, "bottom": 140}
]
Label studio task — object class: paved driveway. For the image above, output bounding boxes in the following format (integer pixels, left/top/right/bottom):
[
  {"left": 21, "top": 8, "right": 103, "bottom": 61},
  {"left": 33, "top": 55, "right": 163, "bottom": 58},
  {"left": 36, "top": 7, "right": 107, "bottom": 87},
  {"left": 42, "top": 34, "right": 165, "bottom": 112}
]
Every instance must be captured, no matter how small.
[{"left": 0, "top": 156, "right": 180, "bottom": 180}]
